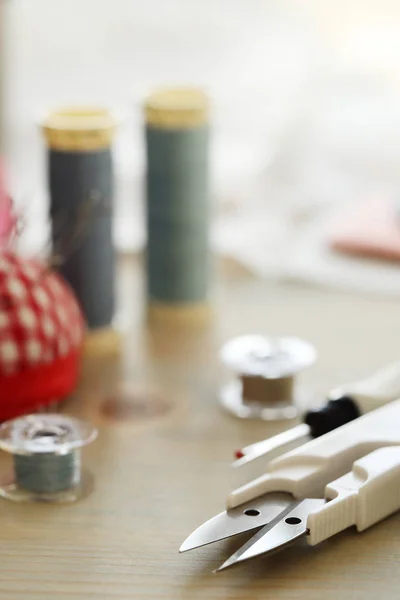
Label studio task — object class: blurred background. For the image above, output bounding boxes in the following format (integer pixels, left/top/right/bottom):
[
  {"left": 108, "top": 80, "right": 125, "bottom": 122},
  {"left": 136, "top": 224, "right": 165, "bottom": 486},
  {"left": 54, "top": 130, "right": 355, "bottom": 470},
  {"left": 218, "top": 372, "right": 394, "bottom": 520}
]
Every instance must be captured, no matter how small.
[{"left": 2, "top": 0, "right": 400, "bottom": 297}]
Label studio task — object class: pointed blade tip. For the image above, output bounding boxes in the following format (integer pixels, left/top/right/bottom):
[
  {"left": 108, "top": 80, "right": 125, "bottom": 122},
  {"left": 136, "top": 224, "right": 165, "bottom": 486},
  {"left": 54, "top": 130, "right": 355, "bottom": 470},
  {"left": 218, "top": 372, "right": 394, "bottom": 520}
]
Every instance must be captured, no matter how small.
[
  {"left": 179, "top": 538, "right": 196, "bottom": 553},
  {"left": 179, "top": 532, "right": 216, "bottom": 553},
  {"left": 216, "top": 560, "right": 233, "bottom": 572},
  {"left": 216, "top": 550, "right": 254, "bottom": 572}
]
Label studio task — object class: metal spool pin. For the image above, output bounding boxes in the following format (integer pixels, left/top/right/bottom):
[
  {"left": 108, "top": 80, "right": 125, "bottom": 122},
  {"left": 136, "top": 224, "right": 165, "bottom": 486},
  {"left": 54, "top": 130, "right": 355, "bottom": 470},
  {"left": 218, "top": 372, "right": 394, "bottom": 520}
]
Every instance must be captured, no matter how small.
[
  {"left": 0, "top": 414, "right": 97, "bottom": 503},
  {"left": 219, "top": 335, "right": 317, "bottom": 420}
]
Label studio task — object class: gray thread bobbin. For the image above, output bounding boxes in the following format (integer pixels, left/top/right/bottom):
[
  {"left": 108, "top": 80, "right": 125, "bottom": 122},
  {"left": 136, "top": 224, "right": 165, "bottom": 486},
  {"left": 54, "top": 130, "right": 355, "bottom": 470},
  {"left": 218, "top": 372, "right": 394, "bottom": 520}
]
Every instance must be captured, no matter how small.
[
  {"left": 219, "top": 335, "right": 317, "bottom": 420},
  {"left": 0, "top": 414, "right": 97, "bottom": 503}
]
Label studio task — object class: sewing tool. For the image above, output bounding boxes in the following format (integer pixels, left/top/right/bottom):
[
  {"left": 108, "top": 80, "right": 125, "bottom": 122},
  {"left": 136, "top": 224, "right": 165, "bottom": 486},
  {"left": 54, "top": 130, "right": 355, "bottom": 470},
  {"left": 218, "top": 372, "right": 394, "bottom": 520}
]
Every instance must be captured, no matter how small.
[
  {"left": 219, "top": 335, "right": 316, "bottom": 420},
  {"left": 180, "top": 399, "right": 400, "bottom": 571},
  {"left": 41, "top": 107, "right": 120, "bottom": 355},
  {"left": 0, "top": 251, "right": 84, "bottom": 420},
  {"left": 234, "top": 358, "right": 400, "bottom": 466},
  {"left": 143, "top": 86, "right": 211, "bottom": 323},
  {"left": 0, "top": 414, "right": 97, "bottom": 503}
]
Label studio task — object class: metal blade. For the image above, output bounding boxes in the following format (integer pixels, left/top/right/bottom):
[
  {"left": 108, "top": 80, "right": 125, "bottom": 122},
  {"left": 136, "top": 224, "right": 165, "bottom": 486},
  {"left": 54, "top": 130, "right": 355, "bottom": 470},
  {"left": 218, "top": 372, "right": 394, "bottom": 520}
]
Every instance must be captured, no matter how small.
[
  {"left": 216, "top": 498, "right": 325, "bottom": 571},
  {"left": 179, "top": 492, "right": 293, "bottom": 553},
  {"left": 233, "top": 424, "right": 311, "bottom": 467}
]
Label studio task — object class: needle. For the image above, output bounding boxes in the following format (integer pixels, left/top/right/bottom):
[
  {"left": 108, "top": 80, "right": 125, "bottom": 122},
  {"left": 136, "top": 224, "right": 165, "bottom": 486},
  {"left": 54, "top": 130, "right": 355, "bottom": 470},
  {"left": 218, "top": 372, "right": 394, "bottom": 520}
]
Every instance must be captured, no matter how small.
[{"left": 234, "top": 423, "right": 311, "bottom": 467}]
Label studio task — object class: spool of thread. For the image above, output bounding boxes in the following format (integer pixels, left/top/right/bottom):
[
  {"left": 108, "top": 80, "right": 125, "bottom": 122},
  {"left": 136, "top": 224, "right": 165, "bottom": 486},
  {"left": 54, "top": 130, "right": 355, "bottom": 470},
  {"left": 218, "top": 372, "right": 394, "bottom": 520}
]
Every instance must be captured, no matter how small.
[
  {"left": 219, "top": 335, "right": 317, "bottom": 420},
  {"left": 143, "top": 87, "right": 211, "bottom": 323},
  {"left": 0, "top": 413, "right": 97, "bottom": 502},
  {"left": 41, "top": 107, "right": 120, "bottom": 355}
]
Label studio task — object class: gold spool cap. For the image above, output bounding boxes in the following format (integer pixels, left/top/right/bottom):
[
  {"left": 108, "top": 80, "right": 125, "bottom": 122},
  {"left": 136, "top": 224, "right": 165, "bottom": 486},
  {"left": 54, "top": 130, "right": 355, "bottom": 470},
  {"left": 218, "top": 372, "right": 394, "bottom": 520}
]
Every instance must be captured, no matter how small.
[
  {"left": 83, "top": 327, "right": 121, "bottom": 357},
  {"left": 147, "top": 300, "right": 212, "bottom": 327},
  {"left": 41, "top": 107, "right": 117, "bottom": 151},
  {"left": 144, "top": 87, "right": 209, "bottom": 129}
]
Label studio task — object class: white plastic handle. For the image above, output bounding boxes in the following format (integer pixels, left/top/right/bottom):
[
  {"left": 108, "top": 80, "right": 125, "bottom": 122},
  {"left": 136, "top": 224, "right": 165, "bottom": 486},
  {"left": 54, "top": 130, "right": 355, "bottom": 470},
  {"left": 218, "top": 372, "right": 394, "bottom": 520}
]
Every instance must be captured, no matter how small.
[
  {"left": 307, "top": 446, "right": 400, "bottom": 545},
  {"left": 329, "top": 360, "right": 400, "bottom": 413},
  {"left": 228, "top": 399, "right": 400, "bottom": 508}
]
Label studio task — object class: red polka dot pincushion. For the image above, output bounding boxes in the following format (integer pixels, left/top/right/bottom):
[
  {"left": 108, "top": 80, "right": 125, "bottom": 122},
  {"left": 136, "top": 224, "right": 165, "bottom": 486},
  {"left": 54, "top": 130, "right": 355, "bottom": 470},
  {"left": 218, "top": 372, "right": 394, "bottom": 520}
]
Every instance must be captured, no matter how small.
[{"left": 0, "top": 251, "right": 84, "bottom": 420}]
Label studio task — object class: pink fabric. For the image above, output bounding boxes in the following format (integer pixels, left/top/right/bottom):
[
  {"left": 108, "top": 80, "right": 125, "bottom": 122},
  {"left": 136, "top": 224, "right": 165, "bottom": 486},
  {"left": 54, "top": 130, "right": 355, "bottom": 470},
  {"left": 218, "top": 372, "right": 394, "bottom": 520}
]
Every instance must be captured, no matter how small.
[
  {"left": 0, "top": 161, "right": 17, "bottom": 249},
  {"left": 329, "top": 196, "right": 400, "bottom": 262}
]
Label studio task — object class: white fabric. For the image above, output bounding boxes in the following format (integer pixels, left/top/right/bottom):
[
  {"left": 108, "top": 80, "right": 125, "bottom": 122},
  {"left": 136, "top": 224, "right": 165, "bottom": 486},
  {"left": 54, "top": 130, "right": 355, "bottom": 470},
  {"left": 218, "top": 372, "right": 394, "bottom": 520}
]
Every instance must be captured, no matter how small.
[{"left": 3, "top": 0, "right": 400, "bottom": 297}]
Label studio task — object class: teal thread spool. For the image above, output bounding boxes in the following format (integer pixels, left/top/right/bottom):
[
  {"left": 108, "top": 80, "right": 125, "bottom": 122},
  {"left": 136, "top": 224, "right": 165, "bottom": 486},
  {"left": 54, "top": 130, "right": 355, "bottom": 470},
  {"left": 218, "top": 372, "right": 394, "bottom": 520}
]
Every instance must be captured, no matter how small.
[
  {"left": 41, "top": 108, "right": 120, "bottom": 356},
  {"left": 14, "top": 453, "right": 80, "bottom": 494},
  {"left": 144, "top": 87, "right": 211, "bottom": 323},
  {"left": 0, "top": 414, "right": 97, "bottom": 503}
]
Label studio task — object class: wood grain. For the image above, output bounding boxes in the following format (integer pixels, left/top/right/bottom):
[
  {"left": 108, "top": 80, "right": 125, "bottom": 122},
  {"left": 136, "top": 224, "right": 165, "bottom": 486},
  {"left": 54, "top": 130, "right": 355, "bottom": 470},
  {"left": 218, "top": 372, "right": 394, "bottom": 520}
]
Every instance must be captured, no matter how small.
[{"left": 0, "top": 254, "right": 399, "bottom": 599}]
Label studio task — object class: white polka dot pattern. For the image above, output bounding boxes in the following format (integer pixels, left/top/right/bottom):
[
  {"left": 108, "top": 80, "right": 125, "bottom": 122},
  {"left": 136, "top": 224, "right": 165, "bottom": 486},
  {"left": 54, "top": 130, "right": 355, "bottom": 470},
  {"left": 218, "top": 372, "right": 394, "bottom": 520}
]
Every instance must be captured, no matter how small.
[
  {"left": 0, "top": 252, "right": 84, "bottom": 375},
  {"left": 34, "top": 288, "right": 50, "bottom": 309},
  {"left": 0, "top": 256, "right": 12, "bottom": 273},
  {"left": 42, "top": 316, "right": 55, "bottom": 338},
  {"left": 1, "top": 339, "right": 19, "bottom": 363},
  {"left": 19, "top": 307, "right": 36, "bottom": 329},
  {"left": 8, "top": 277, "right": 26, "bottom": 299},
  {"left": 26, "top": 339, "right": 42, "bottom": 362}
]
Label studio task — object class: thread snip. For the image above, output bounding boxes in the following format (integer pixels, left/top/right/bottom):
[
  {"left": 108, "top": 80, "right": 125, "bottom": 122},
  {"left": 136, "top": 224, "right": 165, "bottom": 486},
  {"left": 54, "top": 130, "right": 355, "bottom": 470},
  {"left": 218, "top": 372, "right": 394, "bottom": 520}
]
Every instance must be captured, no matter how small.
[{"left": 0, "top": 414, "right": 97, "bottom": 503}]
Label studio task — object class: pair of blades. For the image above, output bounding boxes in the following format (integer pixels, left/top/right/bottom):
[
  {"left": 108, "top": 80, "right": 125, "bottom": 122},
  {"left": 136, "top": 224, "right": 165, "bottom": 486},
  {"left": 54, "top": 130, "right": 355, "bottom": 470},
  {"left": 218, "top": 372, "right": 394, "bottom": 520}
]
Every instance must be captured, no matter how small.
[{"left": 179, "top": 492, "right": 325, "bottom": 571}]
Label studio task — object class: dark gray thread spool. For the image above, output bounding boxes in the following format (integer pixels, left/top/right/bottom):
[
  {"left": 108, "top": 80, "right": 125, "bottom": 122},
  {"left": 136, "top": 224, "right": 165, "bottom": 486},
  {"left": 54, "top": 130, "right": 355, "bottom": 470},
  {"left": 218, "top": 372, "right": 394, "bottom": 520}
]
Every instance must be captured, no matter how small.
[
  {"left": 0, "top": 414, "right": 97, "bottom": 502},
  {"left": 41, "top": 108, "right": 117, "bottom": 331},
  {"left": 144, "top": 87, "right": 211, "bottom": 322}
]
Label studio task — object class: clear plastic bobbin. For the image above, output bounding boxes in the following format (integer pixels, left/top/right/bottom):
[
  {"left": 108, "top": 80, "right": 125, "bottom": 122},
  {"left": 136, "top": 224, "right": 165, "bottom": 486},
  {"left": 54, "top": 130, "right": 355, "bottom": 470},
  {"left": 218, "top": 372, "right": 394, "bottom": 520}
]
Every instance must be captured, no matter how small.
[
  {"left": 219, "top": 335, "right": 317, "bottom": 420},
  {"left": 0, "top": 413, "right": 97, "bottom": 503}
]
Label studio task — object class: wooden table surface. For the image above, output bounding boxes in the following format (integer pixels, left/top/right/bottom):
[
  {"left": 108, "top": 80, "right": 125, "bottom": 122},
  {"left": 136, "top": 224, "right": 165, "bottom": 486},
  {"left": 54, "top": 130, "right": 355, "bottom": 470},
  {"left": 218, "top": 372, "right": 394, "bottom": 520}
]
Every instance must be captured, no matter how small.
[{"left": 0, "top": 256, "right": 399, "bottom": 599}]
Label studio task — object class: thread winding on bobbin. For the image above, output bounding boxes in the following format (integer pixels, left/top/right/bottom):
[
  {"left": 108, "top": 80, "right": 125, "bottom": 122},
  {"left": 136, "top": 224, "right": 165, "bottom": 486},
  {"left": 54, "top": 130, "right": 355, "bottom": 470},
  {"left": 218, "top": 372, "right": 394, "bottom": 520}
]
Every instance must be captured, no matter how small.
[
  {"left": 14, "top": 452, "right": 80, "bottom": 494},
  {"left": 219, "top": 335, "right": 317, "bottom": 420},
  {"left": 0, "top": 414, "right": 97, "bottom": 503}
]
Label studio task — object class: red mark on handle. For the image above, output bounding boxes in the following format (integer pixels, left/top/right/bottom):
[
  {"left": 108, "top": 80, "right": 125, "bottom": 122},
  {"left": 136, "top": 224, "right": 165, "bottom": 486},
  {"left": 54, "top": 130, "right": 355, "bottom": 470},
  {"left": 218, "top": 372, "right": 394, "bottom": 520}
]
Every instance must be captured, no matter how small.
[{"left": 234, "top": 449, "right": 245, "bottom": 459}]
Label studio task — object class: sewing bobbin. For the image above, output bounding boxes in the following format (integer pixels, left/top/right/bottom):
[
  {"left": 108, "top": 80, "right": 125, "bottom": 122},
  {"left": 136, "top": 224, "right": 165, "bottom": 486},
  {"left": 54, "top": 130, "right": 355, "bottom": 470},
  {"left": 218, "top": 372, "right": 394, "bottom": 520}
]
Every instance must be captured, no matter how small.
[
  {"left": 0, "top": 414, "right": 97, "bottom": 503},
  {"left": 219, "top": 335, "right": 317, "bottom": 420}
]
